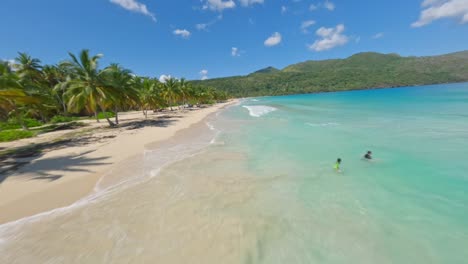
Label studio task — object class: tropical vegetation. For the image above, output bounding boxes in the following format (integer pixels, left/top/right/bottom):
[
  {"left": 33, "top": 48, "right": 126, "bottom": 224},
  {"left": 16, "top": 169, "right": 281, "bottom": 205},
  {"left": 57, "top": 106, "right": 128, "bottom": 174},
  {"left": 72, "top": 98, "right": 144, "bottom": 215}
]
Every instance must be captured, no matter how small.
[
  {"left": 0, "top": 49, "right": 229, "bottom": 139},
  {"left": 195, "top": 51, "right": 468, "bottom": 97}
]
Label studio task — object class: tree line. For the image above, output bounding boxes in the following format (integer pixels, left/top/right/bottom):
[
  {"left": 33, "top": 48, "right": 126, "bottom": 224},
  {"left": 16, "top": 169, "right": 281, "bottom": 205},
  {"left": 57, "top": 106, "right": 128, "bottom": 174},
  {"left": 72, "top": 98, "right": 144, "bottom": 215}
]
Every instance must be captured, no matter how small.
[{"left": 0, "top": 49, "right": 229, "bottom": 130}]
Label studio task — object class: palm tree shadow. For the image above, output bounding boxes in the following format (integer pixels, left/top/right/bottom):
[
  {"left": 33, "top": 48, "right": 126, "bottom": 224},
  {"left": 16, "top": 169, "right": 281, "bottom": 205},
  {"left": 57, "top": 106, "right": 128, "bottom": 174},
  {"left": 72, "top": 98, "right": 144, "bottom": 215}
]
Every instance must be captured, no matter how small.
[
  {"left": 120, "top": 118, "right": 178, "bottom": 130},
  {"left": 0, "top": 150, "right": 111, "bottom": 184}
]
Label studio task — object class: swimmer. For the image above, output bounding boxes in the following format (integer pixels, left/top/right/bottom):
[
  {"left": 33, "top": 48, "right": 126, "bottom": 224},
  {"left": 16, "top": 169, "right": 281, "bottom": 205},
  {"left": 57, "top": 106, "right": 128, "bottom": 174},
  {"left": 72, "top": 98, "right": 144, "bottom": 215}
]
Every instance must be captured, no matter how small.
[
  {"left": 334, "top": 158, "right": 342, "bottom": 172},
  {"left": 364, "top": 151, "right": 372, "bottom": 160}
]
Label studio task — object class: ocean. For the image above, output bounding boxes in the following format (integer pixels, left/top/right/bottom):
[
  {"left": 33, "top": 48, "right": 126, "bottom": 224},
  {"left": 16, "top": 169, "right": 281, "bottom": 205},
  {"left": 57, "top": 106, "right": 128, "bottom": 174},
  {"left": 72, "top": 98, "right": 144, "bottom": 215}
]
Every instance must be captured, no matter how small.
[{"left": 1, "top": 83, "right": 468, "bottom": 263}]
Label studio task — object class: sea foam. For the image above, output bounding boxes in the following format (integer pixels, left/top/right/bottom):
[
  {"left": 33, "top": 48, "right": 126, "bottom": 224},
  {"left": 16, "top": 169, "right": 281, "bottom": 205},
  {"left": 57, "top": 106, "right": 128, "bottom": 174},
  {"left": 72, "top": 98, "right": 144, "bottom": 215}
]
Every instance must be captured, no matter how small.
[
  {"left": 243, "top": 105, "right": 277, "bottom": 117},
  {"left": 306, "top": 122, "right": 339, "bottom": 127}
]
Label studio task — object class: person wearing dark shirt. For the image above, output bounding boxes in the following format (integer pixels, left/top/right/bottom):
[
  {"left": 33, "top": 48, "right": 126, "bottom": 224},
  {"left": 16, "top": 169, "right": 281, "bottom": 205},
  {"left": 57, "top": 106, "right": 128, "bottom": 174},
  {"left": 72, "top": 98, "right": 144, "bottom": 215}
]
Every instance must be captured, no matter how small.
[{"left": 364, "top": 151, "right": 372, "bottom": 160}]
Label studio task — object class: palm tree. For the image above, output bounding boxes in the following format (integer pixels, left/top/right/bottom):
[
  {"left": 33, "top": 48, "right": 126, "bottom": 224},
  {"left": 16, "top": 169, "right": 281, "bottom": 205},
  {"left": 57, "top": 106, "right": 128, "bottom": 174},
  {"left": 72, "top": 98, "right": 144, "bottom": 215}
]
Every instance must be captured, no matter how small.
[
  {"left": 63, "top": 49, "right": 118, "bottom": 126},
  {"left": 0, "top": 62, "right": 39, "bottom": 130},
  {"left": 160, "top": 77, "right": 179, "bottom": 111},
  {"left": 15, "top": 52, "right": 43, "bottom": 83},
  {"left": 101, "top": 64, "right": 139, "bottom": 124},
  {"left": 43, "top": 64, "right": 70, "bottom": 115},
  {"left": 138, "top": 77, "right": 163, "bottom": 118}
]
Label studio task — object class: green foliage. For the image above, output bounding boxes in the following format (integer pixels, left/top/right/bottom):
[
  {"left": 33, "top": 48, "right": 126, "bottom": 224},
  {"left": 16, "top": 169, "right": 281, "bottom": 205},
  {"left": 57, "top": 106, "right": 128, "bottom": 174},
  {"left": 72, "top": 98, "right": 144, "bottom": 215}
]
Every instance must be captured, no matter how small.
[
  {"left": 97, "top": 112, "right": 115, "bottom": 119},
  {"left": 50, "top": 115, "right": 79, "bottom": 123},
  {"left": 195, "top": 51, "right": 468, "bottom": 97},
  {"left": 0, "top": 118, "right": 43, "bottom": 130},
  {"left": 0, "top": 130, "right": 35, "bottom": 142}
]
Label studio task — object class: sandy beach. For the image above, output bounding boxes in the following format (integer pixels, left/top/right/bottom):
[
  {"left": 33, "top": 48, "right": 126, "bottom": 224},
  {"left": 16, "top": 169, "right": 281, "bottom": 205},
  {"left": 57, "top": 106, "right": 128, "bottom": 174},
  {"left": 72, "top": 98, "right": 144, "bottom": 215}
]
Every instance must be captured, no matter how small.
[{"left": 0, "top": 101, "right": 235, "bottom": 224}]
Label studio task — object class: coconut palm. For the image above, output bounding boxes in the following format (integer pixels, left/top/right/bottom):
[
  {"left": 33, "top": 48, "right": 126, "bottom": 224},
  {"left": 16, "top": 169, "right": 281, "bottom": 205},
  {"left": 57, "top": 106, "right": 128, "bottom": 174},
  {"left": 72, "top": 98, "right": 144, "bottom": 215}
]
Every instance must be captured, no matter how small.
[
  {"left": 138, "top": 78, "right": 164, "bottom": 118},
  {"left": 0, "top": 62, "right": 39, "bottom": 129},
  {"left": 101, "top": 64, "right": 139, "bottom": 124},
  {"left": 160, "top": 77, "right": 179, "bottom": 111},
  {"left": 14, "top": 52, "right": 43, "bottom": 83},
  {"left": 62, "top": 49, "right": 119, "bottom": 126}
]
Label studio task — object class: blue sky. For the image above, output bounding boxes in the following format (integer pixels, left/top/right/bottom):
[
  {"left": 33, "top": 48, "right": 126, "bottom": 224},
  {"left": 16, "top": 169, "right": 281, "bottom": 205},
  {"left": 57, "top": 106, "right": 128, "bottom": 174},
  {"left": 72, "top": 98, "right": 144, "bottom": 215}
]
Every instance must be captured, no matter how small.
[{"left": 1, "top": 0, "right": 468, "bottom": 80}]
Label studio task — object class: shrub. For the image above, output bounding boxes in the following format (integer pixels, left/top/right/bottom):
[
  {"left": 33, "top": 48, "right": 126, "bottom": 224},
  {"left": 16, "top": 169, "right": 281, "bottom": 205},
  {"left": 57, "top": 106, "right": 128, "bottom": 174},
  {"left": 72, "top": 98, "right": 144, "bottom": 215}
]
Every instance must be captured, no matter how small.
[
  {"left": 0, "top": 118, "right": 43, "bottom": 130},
  {"left": 97, "top": 112, "right": 115, "bottom": 119},
  {"left": 24, "top": 118, "right": 43, "bottom": 128},
  {"left": 50, "top": 115, "right": 79, "bottom": 124},
  {"left": 0, "top": 130, "right": 36, "bottom": 142}
]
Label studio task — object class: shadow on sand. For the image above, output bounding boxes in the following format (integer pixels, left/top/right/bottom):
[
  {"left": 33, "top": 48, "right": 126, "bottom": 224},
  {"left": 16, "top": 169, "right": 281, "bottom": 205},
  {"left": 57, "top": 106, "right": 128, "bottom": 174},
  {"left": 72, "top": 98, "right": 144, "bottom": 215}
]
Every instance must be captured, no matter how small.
[
  {"left": 0, "top": 114, "right": 182, "bottom": 184},
  {"left": 0, "top": 150, "right": 111, "bottom": 184}
]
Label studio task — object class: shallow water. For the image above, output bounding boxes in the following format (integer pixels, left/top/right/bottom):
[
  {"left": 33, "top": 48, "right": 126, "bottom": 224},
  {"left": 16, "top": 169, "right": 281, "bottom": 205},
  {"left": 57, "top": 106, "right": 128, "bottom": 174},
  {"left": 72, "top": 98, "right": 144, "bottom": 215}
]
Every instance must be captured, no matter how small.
[{"left": 1, "top": 83, "right": 468, "bottom": 263}]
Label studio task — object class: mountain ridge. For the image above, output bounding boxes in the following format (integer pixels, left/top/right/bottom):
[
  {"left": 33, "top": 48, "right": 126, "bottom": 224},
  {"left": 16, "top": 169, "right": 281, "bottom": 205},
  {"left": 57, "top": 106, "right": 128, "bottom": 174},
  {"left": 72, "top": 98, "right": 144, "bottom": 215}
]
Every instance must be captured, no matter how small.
[{"left": 193, "top": 50, "right": 468, "bottom": 97}]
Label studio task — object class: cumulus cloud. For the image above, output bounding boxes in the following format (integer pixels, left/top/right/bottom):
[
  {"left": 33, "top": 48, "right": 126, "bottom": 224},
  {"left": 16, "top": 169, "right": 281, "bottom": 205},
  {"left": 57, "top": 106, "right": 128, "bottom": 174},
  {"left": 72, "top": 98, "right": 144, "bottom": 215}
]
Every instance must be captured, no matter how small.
[
  {"left": 109, "top": 0, "right": 156, "bottom": 21},
  {"left": 412, "top": 0, "right": 468, "bottom": 27},
  {"left": 264, "top": 32, "right": 282, "bottom": 47},
  {"left": 239, "top": 0, "right": 264, "bottom": 6},
  {"left": 202, "top": 0, "right": 236, "bottom": 11},
  {"left": 199, "top": 69, "right": 209, "bottom": 80},
  {"left": 196, "top": 23, "right": 209, "bottom": 30},
  {"left": 301, "top": 20, "right": 316, "bottom": 33},
  {"left": 308, "top": 24, "right": 349, "bottom": 51},
  {"left": 159, "top": 74, "right": 172, "bottom": 83},
  {"left": 309, "top": 4, "right": 318, "bottom": 11},
  {"left": 196, "top": 15, "right": 223, "bottom": 31},
  {"left": 173, "top": 29, "right": 191, "bottom": 38},
  {"left": 231, "top": 47, "right": 241, "bottom": 56},
  {"left": 372, "top": 32, "right": 384, "bottom": 39},
  {"left": 281, "top": 6, "right": 287, "bottom": 14},
  {"left": 309, "top": 1, "right": 335, "bottom": 11},
  {"left": 324, "top": 1, "right": 335, "bottom": 11}
]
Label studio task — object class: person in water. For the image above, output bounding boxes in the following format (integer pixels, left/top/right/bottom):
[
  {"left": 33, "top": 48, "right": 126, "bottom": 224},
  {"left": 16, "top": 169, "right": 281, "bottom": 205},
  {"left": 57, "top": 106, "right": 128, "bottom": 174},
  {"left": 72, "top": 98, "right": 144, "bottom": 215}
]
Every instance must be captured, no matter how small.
[
  {"left": 334, "top": 158, "right": 342, "bottom": 172},
  {"left": 364, "top": 151, "right": 372, "bottom": 160}
]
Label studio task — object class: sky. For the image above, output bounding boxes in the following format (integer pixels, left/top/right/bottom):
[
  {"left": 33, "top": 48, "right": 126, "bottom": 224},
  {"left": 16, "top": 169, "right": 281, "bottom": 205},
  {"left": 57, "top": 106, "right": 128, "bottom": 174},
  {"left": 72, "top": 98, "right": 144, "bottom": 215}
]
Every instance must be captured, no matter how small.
[{"left": 1, "top": 0, "right": 468, "bottom": 80}]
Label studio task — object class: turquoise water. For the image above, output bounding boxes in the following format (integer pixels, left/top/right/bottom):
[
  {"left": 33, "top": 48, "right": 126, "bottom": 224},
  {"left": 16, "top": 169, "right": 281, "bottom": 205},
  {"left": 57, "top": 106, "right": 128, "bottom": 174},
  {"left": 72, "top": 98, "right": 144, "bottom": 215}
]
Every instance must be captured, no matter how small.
[
  {"left": 1, "top": 83, "right": 467, "bottom": 263},
  {"left": 207, "top": 83, "right": 468, "bottom": 263}
]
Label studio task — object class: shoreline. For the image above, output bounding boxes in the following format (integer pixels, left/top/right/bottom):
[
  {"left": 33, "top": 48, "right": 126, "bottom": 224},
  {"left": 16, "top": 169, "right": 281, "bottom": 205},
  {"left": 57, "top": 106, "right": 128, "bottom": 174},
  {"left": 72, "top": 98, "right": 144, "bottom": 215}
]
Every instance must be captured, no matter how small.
[{"left": 0, "top": 101, "right": 236, "bottom": 225}]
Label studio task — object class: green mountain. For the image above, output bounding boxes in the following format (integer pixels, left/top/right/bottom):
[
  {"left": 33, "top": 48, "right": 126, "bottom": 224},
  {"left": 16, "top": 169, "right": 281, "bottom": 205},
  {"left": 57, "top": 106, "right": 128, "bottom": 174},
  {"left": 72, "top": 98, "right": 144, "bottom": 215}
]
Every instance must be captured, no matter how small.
[
  {"left": 193, "top": 51, "right": 468, "bottom": 97},
  {"left": 252, "top": 66, "right": 280, "bottom": 74}
]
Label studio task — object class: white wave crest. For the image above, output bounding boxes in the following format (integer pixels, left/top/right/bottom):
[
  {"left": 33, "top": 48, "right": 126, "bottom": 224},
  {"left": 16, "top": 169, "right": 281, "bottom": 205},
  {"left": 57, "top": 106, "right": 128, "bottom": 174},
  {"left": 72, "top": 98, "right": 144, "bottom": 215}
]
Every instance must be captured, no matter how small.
[
  {"left": 306, "top": 122, "right": 339, "bottom": 127},
  {"left": 243, "top": 105, "right": 277, "bottom": 117}
]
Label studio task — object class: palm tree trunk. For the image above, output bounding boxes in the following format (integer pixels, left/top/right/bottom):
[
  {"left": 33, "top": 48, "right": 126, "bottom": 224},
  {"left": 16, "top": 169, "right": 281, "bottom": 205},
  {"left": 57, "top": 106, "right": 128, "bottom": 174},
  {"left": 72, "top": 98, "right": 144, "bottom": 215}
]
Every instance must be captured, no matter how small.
[
  {"left": 95, "top": 111, "right": 100, "bottom": 123},
  {"left": 104, "top": 114, "right": 115, "bottom": 127},
  {"left": 99, "top": 104, "right": 115, "bottom": 127},
  {"left": 14, "top": 106, "right": 28, "bottom": 131},
  {"left": 114, "top": 107, "right": 119, "bottom": 125}
]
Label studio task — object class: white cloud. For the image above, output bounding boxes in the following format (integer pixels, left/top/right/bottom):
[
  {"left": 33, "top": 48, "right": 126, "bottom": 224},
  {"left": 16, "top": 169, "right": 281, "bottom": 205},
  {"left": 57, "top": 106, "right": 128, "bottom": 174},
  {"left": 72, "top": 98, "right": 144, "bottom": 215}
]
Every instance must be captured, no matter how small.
[
  {"left": 264, "top": 32, "right": 282, "bottom": 47},
  {"left": 109, "top": 0, "right": 156, "bottom": 21},
  {"left": 239, "top": 0, "right": 264, "bottom": 6},
  {"left": 324, "top": 1, "right": 335, "bottom": 11},
  {"left": 196, "top": 15, "right": 223, "bottom": 31},
  {"left": 412, "top": 0, "right": 468, "bottom": 27},
  {"left": 308, "top": 24, "right": 349, "bottom": 51},
  {"left": 281, "top": 6, "right": 287, "bottom": 14},
  {"left": 202, "top": 0, "right": 236, "bottom": 11},
  {"left": 199, "top": 69, "right": 209, "bottom": 80},
  {"left": 173, "top": 29, "right": 191, "bottom": 38},
  {"left": 309, "top": 2, "right": 335, "bottom": 11},
  {"left": 4, "top": 59, "right": 15, "bottom": 65},
  {"left": 372, "top": 32, "right": 384, "bottom": 39},
  {"left": 196, "top": 23, "right": 209, "bottom": 30},
  {"left": 231, "top": 47, "right": 241, "bottom": 56},
  {"left": 159, "top": 74, "right": 172, "bottom": 83},
  {"left": 301, "top": 20, "right": 316, "bottom": 33}
]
